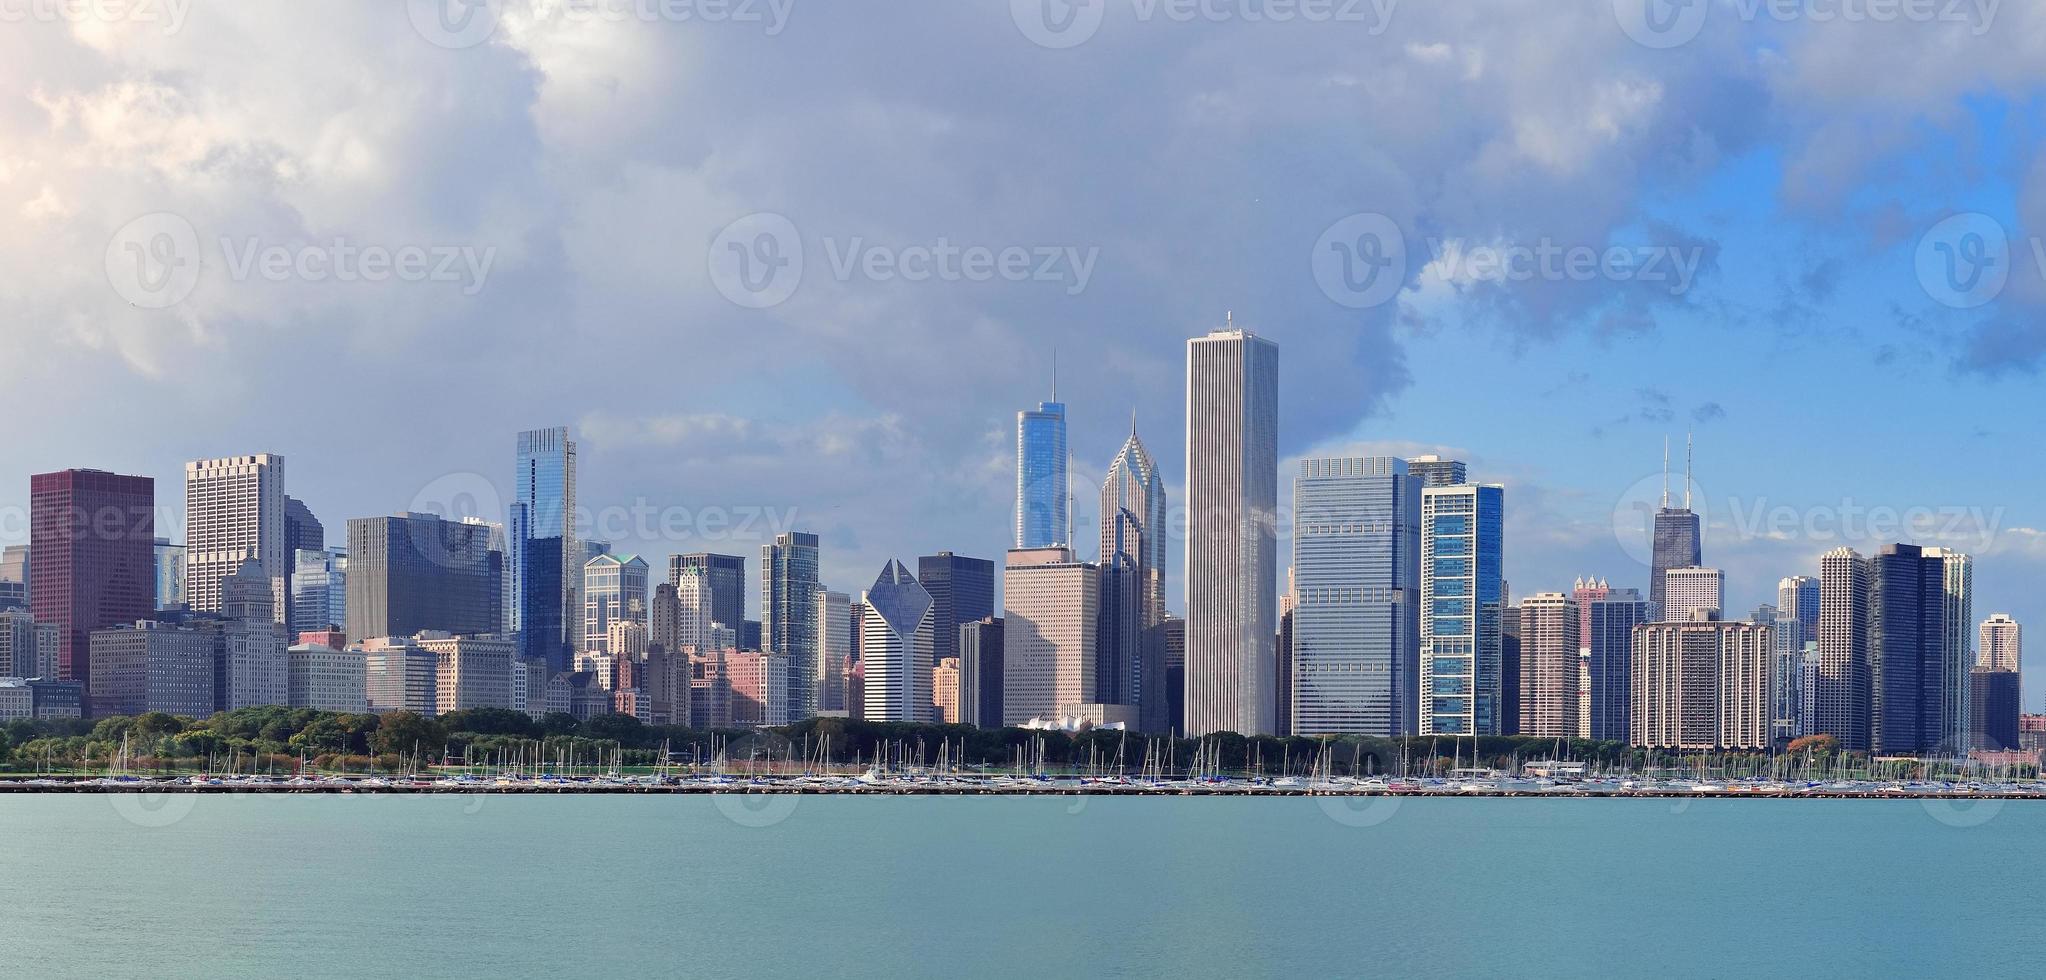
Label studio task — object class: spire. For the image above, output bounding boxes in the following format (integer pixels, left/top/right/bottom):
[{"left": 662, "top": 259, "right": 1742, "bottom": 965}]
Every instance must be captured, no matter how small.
[
  {"left": 1050, "top": 347, "right": 1057, "bottom": 402},
  {"left": 1661, "top": 436, "right": 1670, "bottom": 509},
  {"left": 1130, "top": 405, "right": 1137, "bottom": 437},
  {"left": 1685, "top": 429, "right": 1694, "bottom": 511}
]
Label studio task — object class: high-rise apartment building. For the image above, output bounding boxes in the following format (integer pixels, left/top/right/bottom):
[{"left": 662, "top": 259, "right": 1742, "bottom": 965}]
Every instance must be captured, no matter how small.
[
  {"left": 29, "top": 469, "right": 156, "bottom": 688},
  {"left": 1870, "top": 543, "right": 1949, "bottom": 755},
  {"left": 1631, "top": 619, "right": 1772, "bottom": 750},
  {"left": 1288, "top": 456, "right": 1420, "bottom": 737},
  {"left": 1923, "top": 547, "right": 1973, "bottom": 754},
  {"left": 1002, "top": 546, "right": 1099, "bottom": 725},
  {"left": 1183, "top": 325, "right": 1279, "bottom": 737},
  {"left": 1815, "top": 547, "right": 1872, "bottom": 751},
  {"left": 1419, "top": 483, "right": 1505, "bottom": 735},
  {"left": 184, "top": 454, "right": 287, "bottom": 623},
  {"left": 1518, "top": 592, "right": 1581, "bottom": 738},
  {"left": 671, "top": 553, "right": 746, "bottom": 640},
  {"left": 581, "top": 553, "right": 648, "bottom": 654},
  {"left": 762, "top": 531, "right": 821, "bottom": 720},
  {"left": 1980, "top": 614, "right": 2021, "bottom": 672},
  {"left": 1662, "top": 567, "right": 1724, "bottom": 622}
]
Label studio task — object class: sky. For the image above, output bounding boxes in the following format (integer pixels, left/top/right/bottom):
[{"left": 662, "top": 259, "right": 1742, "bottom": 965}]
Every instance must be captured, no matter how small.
[{"left": 3, "top": 1, "right": 2045, "bottom": 699}]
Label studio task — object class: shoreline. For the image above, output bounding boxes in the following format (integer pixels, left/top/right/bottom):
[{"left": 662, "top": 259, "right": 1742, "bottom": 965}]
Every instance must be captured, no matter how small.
[{"left": 3, "top": 777, "right": 2041, "bottom": 800}]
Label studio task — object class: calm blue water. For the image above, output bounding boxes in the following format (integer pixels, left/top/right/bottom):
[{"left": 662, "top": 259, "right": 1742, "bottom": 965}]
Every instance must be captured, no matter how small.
[{"left": 2, "top": 792, "right": 2040, "bottom": 978}]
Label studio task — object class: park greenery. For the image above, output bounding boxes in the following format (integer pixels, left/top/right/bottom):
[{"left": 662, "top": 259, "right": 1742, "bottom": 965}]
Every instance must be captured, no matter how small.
[{"left": 0, "top": 706, "right": 1892, "bottom": 777}]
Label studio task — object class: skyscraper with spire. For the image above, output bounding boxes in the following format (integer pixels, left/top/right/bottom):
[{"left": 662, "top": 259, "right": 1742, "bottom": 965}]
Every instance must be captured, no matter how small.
[
  {"left": 1100, "top": 414, "right": 1169, "bottom": 730},
  {"left": 1649, "top": 433, "right": 1702, "bottom": 620},
  {"left": 1015, "top": 355, "right": 1069, "bottom": 549}
]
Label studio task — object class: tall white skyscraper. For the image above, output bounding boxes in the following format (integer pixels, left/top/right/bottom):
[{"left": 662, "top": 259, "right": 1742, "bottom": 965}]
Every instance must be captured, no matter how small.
[
  {"left": 860, "top": 560, "right": 932, "bottom": 723},
  {"left": 1662, "top": 567, "right": 1725, "bottom": 622},
  {"left": 1288, "top": 456, "right": 1420, "bottom": 737},
  {"left": 1923, "top": 547, "right": 1973, "bottom": 754},
  {"left": 1183, "top": 324, "right": 1279, "bottom": 737},
  {"left": 816, "top": 590, "right": 852, "bottom": 713},
  {"left": 1816, "top": 547, "right": 1871, "bottom": 751},
  {"left": 1001, "top": 546, "right": 1099, "bottom": 726},
  {"left": 1979, "top": 614, "right": 2021, "bottom": 672},
  {"left": 184, "top": 454, "right": 287, "bottom": 623}
]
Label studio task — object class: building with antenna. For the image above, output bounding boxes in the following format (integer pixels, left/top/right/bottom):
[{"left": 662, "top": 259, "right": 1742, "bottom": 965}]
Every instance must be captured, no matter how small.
[
  {"left": 1649, "top": 434, "right": 1702, "bottom": 620},
  {"left": 1015, "top": 356, "right": 1069, "bottom": 550}
]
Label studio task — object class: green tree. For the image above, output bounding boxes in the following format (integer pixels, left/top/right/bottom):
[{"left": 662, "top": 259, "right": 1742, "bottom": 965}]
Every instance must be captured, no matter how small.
[{"left": 371, "top": 711, "right": 444, "bottom": 757}]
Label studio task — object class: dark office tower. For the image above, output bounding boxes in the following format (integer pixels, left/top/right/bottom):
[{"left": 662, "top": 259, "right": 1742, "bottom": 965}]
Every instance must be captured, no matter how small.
[
  {"left": 1870, "top": 543, "right": 1948, "bottom": 755},
  {"left": 919, "top": 551, "right": 995, "bottom": 672},
  {"left": 281, "top": 495, "right": 322, "bottom": 629},
  {"left": 1275, "top": 603, "right": 1293, "bottom": 737},
  {"left": 510, "top": 427, "right": 577, "bottom": 672},
  {"left": 29, "top": 470, "right": 156, "bottom": 689},
  {"left": 1405, "top": 455, "right": 1467, "bottom": 488},
  {"left": 671, "top": 553, "right": 746, "bottom": 639},
  {"left": 1160, "top": 614, "right": 1185, "bottom": 735},
  {"left": 1585, "top": 588, "right": 1648, "bottom": 741},
  {"left": 959, "top": 616, "right": 1005, "bottom": 729},
  {"left": 1647, "top": 437, "right": 1702, "bottom": 620},
  {"left": 346, "top": 514, "right": 498, "bottom": 642},
  {"left": 1970, "top": 669, "right": 2021, "bottom": 751},
  {"left": 1500, "top": 604, "right": 1521, "bottom": 736},
  {"left": 1096, "top": 516, "right": 1145, "bottom": 717},
  {"left": 1816, "top": 547, "right": 1872, "bottom": 752}
]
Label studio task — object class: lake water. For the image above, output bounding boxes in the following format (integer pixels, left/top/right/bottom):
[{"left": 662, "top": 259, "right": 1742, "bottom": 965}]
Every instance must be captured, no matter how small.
[{"left": 2, "top": 792, "right": 2038, "bottom": 978}]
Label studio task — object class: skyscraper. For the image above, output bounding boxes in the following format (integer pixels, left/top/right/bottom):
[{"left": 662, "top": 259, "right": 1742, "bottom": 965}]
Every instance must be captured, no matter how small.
[
  {"left": 511, "top": 426, "right": 577, "bottom": 672},
  {"left": 220, "top": 558, "right": 289, "bottom": 710},
  {"left": 29, "top": 469, "right": 155, "bottom": 688},
  {"left": 153, "top": 538, "right": 184, "bottom": 612},
  {"left": 1419, "top": 482, "right": 1505, "bottom": 735},
  {"left": 581, "top": 553, "right": 649, "bottom": 654},
  {"left": 1870, "top": 543, "right": 1948, "bottom": 755},
  {"left": 1631, "top": 619, "right": 1772, "bottom": 750},
  {"left": 1183, "top": 324, "right": 1279, "bottom": 737},
  {"left": 282, "top": 494, "right": 323, "bottom": 628},
  {"left": 345, "top": 514, "right": 498, "bottom": 642},
  {"left": 958, "top": 616, "right": 1004, "bottom": 728},
  {"left": 184, "top": 454, "right": 287, "bottom": 623},
  {"left": 816, "top": 590, "right": 852, "bottom": 713},
  {"left": 671, "top": 553, "right": 745, "bottom": 640},
  {"left": 1015, "top": 391, "right": 1069, "bottom": 549},
  {"left": 1001, "top": 546, "right": 1099, "bottom": 725},
  {"left": 1980, "top": 614, "right": 2021, "bottom": 672},
  {"left": 290, "top": 546, "right": 347, "bottom": 635},
  {"left": 918, "top": 552, "right": 995, "bottom": 678},
  {"left": 1647, "top": 437, "right": 1702, "bottom": 620},
  {"left": 1773, "top": 575, "right": 1821, "bottom": 741},
  {"left": 1586, "top": 587, "right": 1648, "bottom": 742},
  {"left": 1518, "top": 592, "right": 1581, "bottom": 738},
  {"left": 1288, "top": 456, "right": 1421, "bottom": 737},
  {"left": 861, "top": 560, "right": 933, "bottom": 723},
  {"left": 1100, "top": 423, "right": 1169, "bottom": 730},
  {"left": 762, "top": 531, "right": 821, "bottom": 719},
  {"left": 1815, "top": 547, "right": 1871, "bottom": 751},
  {"left": 1923, "top": 547, "right": 1973, "bottom": 754},
  {"left": 1405, "top": 455, "right": 1467, "bottom": 488},
  {"left": 1101, "top": 422, "right": 1168, "bottom": 626},
  {"left": 1662, "top": 567, "right": 1724, "bottom": 622}
]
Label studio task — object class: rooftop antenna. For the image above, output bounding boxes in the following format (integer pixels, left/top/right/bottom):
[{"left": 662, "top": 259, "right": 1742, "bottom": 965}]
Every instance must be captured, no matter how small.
[
  {"left": 1685, "top": 429, "right": 1693, "bottom": 511},
  {"left": 1051, "top": 347, "right": 1057, "bottom": 402},
  {"left": 1661, "top": 436, "right": 1670, "bottom": 509},
  {"left": 1130, "top": 405, "right": 1137, "bottom": 436}
]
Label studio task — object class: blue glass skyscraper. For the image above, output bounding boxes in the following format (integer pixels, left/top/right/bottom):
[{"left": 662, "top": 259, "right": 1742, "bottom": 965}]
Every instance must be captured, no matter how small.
[
  {"left": 512, "top": 426, "right": 577, "bottom": 673},
  {"left": 1419, "top": 482, "right": 1505, "bottom": 736},
  {"left": 1015, "top": 398, "right": 1068, "bottom": 549}
]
